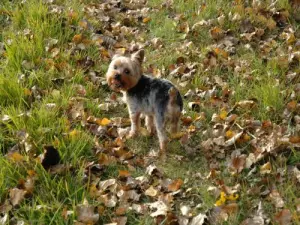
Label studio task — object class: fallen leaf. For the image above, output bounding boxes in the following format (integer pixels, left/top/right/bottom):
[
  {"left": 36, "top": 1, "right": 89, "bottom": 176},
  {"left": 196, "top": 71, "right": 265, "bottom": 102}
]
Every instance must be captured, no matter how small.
[
  {"left": 118, "top": 170, "right": 130, "bottom": 178},
  {"left": 7, "top": 152, "right": 24, "bottom": 162},
  {"left": 229, "top": 150, "right": 246, "bottom": 174},
  {"left": 168, "top": 179, "right": 183, "bottom": 192},
  {"left": 76, "top": 200, "right": 99, "bottom": 224},
  {"left": 145, "top": 186, "right": 158, "bottom": 197},
  {"left": 143, "top": 17, "right": 151, "bottom": 23},
  {"left": 97, "top": 118, "right": 111, "bottom": 126},
  {"left": 99, "top": 179, "right": 117, "bottom": 192},
  {"left": 274, "top": 209, "right": 292, "bottom": 225},
  {"left": 210, "top": 27, "right": 225, "bottom": 40},
  {"left": 147, "top": 201, "right": 169, "bottom": 217},
  {"left": 225, "top": 131, "right": 243, "bottom": 147},
  {"left": 72, "top": 34, "right": 83, "bottom": 44},
  {"left": 289, "top": 136, "right": 300, "bottom": 143},
  {"left": 170, "top": 132, "right": 185, "bottom": 139},
  {"left": 9, "top": 188, "right": 26, "bottom": 206},
  {"left": 190, "top": 213, "right": 207, "bottom": 225},
  {"left": 269, "top": 190, "right": 284, "bottom": 208},
  {"left": 260, "top": 162, "right": 271, "bottom": 174},
  {"left": 180, "top": 205, "right": 191, "bottom": 217}
]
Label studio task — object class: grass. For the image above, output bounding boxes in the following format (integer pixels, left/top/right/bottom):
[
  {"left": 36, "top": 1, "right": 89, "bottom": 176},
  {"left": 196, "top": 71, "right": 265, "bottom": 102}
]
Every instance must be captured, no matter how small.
[{"left": 0, "top": 0, "right": 299, "bottom": 224}]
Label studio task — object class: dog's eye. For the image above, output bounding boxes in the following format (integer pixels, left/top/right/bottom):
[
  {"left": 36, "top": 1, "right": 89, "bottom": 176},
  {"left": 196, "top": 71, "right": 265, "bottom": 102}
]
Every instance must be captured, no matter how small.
[
  {"left": 124, "top": 69, "right": 130, "bottom": 74},
  {"left": 114, "top": 65, "right": 117, "bottom": 69}
]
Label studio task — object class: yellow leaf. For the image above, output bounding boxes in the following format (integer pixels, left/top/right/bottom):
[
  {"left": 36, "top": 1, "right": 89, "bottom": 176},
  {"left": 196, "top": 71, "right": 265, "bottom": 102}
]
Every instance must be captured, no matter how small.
[
  {"left": 260, "top": 162, "right": 271, "bottom": 174},
  {"left": 27, "top": 170, "right": 36, "bottom": 177},
  {"left": 219, "top": 109, "right": 228, "bottom": 120},
  {"left": 225, "top": 130, "right": 235, "bottom": 139},
  {"left": 69, "top": 129, "right": 79, "bottom": 138},
  {"left": 98, "top": 118, "right": 111, "bottom": 126},
  {"left": 215, "top": 191, "right": 227, "bottom": 206},
  {"left": 170, "top": 132, "right": 185, "bottom": 139},
  {"left": 242, "top": 133, "right": 251, "bottom": 142},
  {"left": 143, "top": 17, "right": 151, "bottom": 23},
  {"left": 214, "top": 48, "right": 228, "bottom": 58},
  {"left": 8, "top": 152, "right": 24, "bottom": 162},
  {"left": 215, "top": 199, "right": 224, "bottom": 206},
  {"left": 72, "top": 34, "right": 83, "bottom": 44},
  {"left": 226, "top": 193, "right": 239, "bottom": 201},
  {"left": 188, "top": 125, "right": 196, "bottom": 133},
  {"left": 24, "top": 88, "right": 32, "bottom": 96}
]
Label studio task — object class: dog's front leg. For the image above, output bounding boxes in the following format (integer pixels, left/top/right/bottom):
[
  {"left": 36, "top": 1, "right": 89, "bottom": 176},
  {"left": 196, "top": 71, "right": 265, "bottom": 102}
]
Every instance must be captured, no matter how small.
[{"left": 128, "top": 110, "right": 141, "bottom": 138}]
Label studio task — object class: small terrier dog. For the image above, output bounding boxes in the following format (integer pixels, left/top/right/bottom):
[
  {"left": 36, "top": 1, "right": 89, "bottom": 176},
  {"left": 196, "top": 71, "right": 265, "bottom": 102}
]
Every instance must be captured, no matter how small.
[{"left": 106, "top": 49, "right": 183, "bottom": 153}]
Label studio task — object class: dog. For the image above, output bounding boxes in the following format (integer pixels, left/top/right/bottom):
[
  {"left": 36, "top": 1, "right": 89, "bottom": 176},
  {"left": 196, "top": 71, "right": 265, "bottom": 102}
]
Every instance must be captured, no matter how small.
[{"left": 106, "top": 49, "right": 183, "bottom": 154}]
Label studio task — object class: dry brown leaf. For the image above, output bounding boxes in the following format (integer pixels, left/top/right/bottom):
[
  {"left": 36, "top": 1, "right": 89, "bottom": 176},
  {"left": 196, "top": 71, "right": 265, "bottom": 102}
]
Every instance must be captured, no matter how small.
[
  {"left": 9, "top": 188, "right": 26, "bottom": 206},
  {"left": 76, "top": 200, "right": 99, "bottom": 224},
  {"left": 168, "top": 179, "right": 183, "bottom": 192},
  {"left": 118, "top": 170, "right": 130, "bottom": 178},
  {"left": 274, "top": 209, "right": 292, "bottom": 225},
  {"left": 210, "top": 27, "right": 225, "bottom": 40},
  {"left": 98, "top": 153, "right": 110, "bottom": 166},
  {"left": 229, "top": 150, "right": 247, "bottom": 174},
  {"left": 99, "top": 179, "right": 117, "bottom": 192},
  {"left": 100, "top": 194, "right": 118, "bottom": 207},
  {"left": 269, "top": 190, "right": 284, "bottom": 208},
  {"left": 115, "top": 207, "right": 127, "bottom": 216},
  {"left": 289, "top": 136, "right": 300, "bottom": 143},
  {"left": 287, "top": 100, "right": 297, "bottom": 111},
  {"left": 117, "top": 190, "right": 140, "bottom": 202}
]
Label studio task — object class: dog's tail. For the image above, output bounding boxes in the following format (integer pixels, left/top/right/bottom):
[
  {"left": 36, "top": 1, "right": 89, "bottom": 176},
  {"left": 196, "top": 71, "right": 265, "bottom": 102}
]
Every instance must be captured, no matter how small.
[
  {"left": 168, "top": 87, "right": 183, "bottom": 111},
  {"left": 168, "top": 87, "right": 178, "bottom": 105}
]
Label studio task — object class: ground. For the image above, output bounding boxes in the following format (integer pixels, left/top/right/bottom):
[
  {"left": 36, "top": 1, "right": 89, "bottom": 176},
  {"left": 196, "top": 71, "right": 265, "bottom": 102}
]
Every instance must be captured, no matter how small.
[{"left": 0, "top": 0, "right": 300, "bottom": 224}]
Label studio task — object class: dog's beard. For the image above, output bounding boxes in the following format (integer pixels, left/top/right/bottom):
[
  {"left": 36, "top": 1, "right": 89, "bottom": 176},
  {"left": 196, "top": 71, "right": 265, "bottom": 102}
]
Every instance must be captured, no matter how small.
[{"left": 109, "top": 79, "right": 123, "bottom": 91}]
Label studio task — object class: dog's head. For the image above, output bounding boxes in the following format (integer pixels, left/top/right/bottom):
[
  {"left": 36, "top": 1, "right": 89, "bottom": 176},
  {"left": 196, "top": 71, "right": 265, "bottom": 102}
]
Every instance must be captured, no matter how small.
[{"left": 106, "top": 49, "right": 144, "bottom": 92}]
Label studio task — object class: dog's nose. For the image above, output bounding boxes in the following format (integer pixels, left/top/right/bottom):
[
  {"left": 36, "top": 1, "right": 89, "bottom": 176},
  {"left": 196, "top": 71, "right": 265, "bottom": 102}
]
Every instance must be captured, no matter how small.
[{"left": 114, "top": 74, "right": 121, "bottom": 80}]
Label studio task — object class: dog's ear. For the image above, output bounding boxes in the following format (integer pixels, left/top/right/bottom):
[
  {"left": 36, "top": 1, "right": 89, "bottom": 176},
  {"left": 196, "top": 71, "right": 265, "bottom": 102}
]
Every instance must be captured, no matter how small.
[{"left": 131, "top": 49, "right": 144, "bottom": 64}]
